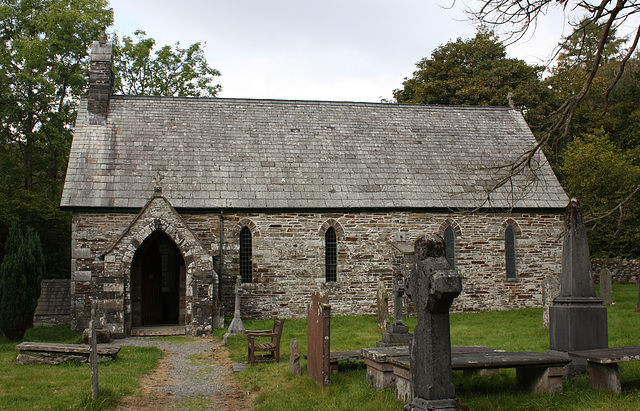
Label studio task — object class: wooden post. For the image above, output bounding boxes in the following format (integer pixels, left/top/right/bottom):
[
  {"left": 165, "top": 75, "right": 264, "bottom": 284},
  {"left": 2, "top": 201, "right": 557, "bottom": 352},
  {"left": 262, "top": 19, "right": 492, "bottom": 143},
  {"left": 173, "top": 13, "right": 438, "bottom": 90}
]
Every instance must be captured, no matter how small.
[{"left": 90, "top": 301, "right": 99, "bottom": 401}]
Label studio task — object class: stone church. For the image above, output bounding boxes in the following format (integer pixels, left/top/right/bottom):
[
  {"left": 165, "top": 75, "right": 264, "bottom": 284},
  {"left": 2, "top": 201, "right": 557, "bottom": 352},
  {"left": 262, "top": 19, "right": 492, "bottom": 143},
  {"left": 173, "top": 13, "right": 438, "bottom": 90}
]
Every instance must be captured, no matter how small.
[{"left": 60, "top": 38, "right": 568, "bottom": 337}]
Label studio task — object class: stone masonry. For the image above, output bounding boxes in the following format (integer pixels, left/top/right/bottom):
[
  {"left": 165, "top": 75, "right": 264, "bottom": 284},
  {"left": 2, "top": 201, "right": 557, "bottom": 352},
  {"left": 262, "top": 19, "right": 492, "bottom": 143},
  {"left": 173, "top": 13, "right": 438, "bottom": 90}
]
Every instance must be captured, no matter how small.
[{"left": 71, "top": 208, "right": 563, "bottom": 326}]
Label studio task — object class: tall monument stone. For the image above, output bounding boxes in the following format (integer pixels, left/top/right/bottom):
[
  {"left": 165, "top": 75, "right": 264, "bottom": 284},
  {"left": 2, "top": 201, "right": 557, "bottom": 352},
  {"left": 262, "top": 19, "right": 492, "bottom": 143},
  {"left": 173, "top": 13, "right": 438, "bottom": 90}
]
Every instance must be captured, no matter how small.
[
  {"left": 404, "top": 235, "right": 462, "bottom": 411},
  {"left": 549, "top": 199, "right": 608, "bottom": 374}
]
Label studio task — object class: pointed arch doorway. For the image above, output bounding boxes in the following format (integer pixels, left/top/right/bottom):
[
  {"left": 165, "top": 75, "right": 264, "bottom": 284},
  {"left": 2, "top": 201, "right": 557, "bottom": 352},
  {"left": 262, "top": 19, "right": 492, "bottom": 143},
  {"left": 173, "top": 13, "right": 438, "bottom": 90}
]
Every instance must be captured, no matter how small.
[{"left": 131, "top": 232, "right": 185, "bottom": 326}]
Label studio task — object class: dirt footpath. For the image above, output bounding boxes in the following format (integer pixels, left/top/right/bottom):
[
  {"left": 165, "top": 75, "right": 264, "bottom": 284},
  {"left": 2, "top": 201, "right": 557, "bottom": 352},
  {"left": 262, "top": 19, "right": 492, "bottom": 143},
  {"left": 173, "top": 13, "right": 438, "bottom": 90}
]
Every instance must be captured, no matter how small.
[{"left": 114, "top": 337, "right": 255, "bottom": 411}]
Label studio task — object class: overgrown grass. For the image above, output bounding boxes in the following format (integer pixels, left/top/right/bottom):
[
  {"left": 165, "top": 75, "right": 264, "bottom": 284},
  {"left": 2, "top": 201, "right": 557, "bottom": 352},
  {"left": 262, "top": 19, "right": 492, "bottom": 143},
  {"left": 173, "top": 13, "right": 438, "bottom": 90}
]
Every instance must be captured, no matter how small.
[
  {"left": 0, "top": 324, "right": 161, "bottom": 410},
  {"left": 220, "top": 284, "right": 640, "bottom": 410}
]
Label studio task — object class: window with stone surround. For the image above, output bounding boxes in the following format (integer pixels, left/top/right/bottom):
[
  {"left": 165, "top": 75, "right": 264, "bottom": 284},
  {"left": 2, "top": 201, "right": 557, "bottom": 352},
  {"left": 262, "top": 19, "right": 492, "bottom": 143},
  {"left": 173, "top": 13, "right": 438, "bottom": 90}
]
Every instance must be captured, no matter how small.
[
  {"left": 505, "top": 224, "right": 517, "bottom": 280},
  {"left": 325, "top": 227, "right": 337, "bottom": 282},
  {"left": 444, "top": 224, "right": 456, "bottom": 269},
  {"left": 239, "top": 226, "right": 252, "bottom": 283}
]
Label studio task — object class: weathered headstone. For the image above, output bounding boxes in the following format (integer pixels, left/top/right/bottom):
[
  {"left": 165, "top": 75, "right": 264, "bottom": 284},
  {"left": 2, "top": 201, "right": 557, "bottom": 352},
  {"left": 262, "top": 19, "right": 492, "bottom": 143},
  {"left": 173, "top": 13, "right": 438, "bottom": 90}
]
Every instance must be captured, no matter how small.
[
  {"left": 549, "top": 199, "right": 608, "bottom": 376},
  {"left": 307, "top": 291, "right": 331, "bottom": 387},
  {"left": 223, "top": 276, "right": 245, "bottom": 341},
  {"left": 90, "top": 301, "right": 99, "bottom": 401},
  {"left": 378, "top": 273, "right": 413, "bottom": 347},
  {"left": 289, "top": 338, "right": 301, "bottom": 375},
  {"left": 542, "top": 275, "right": 560, "bottom": 329},
  {"left": 404, "top": 235, "right": 462, "bottom": 411},
  {"left": 599, "top": 268, "right": 613, "bottom": 305},
  {"left": 377, "top": 279, "right": 390, "bottom": 330}
]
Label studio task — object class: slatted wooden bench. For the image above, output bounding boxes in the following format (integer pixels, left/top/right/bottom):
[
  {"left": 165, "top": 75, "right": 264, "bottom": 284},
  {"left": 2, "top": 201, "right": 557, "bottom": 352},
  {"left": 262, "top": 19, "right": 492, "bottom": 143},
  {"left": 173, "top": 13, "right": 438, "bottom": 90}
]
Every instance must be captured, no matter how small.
[
  {"left": 15, "top": 342, "right": 120, "bottom": 365},
  {"left": 390, "top": 351, "right": 570, "bottom": 401},
  {"left": 246, "top": 319, "right": 284, "bottom": 365},
  {"left": 569, "top": 346, "right": 640, "bottom": 394}
]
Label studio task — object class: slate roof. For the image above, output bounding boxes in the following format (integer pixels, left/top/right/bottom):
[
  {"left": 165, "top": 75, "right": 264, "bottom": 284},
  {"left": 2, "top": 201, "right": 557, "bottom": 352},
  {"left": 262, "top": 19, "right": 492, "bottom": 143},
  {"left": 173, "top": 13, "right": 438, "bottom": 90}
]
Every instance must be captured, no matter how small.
[{"left": 60, "top": 96, "right": 568, "bottom": 210}]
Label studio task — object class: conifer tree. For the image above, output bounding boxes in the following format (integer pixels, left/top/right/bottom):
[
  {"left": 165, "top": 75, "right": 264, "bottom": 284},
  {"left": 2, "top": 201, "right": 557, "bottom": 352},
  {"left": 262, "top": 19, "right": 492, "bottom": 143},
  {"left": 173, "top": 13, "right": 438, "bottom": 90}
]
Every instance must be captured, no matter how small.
[{"left": 0, "top": 224, "right": 46, "bottom": 341}]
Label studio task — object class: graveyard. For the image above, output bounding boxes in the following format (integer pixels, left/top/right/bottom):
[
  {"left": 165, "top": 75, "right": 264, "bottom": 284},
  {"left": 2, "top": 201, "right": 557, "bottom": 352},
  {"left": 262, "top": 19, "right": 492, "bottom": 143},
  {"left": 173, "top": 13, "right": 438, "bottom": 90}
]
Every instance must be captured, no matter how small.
[{"left": 216, "top": 282, "right": 640, "bottom": 410}]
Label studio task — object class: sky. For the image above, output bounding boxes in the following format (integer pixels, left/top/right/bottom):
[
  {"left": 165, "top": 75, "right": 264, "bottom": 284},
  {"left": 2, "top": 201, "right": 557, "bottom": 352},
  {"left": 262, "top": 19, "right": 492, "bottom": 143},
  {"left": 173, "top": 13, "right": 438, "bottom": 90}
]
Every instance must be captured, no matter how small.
[{"left": 107, "top": 0, "right": 573, "bottom": 102}]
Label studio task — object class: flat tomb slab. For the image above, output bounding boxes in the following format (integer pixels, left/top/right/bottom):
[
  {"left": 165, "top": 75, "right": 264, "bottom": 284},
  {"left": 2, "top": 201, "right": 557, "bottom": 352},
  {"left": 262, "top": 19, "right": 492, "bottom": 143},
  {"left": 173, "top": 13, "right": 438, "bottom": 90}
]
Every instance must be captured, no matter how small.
[
  {"left": 16, "top": 342, "right": 120, "bottom": 365},
  {"left": 569, "top": 346, "right": 640, "bottom": 395},
  {"left": 362, "top": 345, "right": 497, "bottom": 364},
  {"left": 389, "top": 351, "right": 570, "bottom": 400}
]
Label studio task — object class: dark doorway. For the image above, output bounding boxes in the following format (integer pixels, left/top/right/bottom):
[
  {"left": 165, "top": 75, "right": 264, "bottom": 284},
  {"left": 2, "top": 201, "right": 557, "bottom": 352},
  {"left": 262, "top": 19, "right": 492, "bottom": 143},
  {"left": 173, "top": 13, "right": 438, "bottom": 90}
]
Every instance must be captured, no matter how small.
[{"left": 131, "top": 232, "right": 184, "bottom": 326}]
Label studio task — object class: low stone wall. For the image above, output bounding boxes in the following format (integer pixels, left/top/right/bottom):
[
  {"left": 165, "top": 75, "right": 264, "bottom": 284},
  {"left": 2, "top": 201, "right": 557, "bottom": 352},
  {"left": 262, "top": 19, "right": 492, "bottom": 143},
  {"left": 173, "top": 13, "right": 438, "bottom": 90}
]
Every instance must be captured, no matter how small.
[{"left": 592, "top": 258, "right": 640, "bottom": 284}]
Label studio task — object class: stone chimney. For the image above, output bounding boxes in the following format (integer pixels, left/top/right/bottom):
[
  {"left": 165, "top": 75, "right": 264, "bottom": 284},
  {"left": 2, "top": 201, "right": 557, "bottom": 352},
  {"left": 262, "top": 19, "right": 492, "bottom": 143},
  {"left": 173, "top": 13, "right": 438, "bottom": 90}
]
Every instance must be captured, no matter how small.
[{"left": 88, "top": 27, "right": 113, "bottom": 124}]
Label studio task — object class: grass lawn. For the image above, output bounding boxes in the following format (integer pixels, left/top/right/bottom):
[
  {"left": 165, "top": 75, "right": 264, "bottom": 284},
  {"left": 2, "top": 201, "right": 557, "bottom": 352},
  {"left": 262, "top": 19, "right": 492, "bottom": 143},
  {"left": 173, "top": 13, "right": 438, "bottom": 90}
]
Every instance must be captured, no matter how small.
[
  {"left": 0, "top": 324, "right": 161, "bottom": 410},
  {"left": 215, "top": 283, "right": 640, "bottom": 411}
]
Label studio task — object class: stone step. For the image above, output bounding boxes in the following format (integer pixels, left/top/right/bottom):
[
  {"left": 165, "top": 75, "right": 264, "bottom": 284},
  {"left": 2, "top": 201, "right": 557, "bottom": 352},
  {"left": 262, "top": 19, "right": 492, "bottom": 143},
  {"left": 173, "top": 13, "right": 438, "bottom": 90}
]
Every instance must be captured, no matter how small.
[{"left": 130, "top": 325, "right": 187, "bottom": 336}]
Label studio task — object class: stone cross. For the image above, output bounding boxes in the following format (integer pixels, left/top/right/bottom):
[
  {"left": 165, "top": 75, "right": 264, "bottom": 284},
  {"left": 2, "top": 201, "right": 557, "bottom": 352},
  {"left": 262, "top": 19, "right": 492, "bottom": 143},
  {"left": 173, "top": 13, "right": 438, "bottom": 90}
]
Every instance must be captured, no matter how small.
[
  {"left": 393, "top": 272, "right": 406, "bottom": 326},
  {"left": 223, "top": 276, "right": 245, "bottom": 341},
  {"left": 307, "top": 291, "right": 331, "bottom": 387},
  {"left": 549, "top": 199, "right": 608, "bottom": 376},
  {"left": 404, "top": 235, "right": 462, "bottom": 411},
  {"left": 376, "top": 279, "right": 390, "bottom": 330},
  {"left": 599, "top": 268, "right": 613, "bottom": 305},
  {"left": 90, "top": 301, "right": 99, "bottom": 402}
]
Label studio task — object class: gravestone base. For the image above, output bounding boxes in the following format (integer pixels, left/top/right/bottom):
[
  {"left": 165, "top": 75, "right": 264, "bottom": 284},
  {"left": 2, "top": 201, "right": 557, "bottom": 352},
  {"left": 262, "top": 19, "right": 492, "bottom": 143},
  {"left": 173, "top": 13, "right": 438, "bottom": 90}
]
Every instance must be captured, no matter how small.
[
  {"left": 404, "top": 397, "right": 459, "bottom": 411},
  {"left": 549, "top": 300, "right": 608, "bottom": 377},
  {"left": 378, "top": 325, "right": 413, "bottom": 347}
]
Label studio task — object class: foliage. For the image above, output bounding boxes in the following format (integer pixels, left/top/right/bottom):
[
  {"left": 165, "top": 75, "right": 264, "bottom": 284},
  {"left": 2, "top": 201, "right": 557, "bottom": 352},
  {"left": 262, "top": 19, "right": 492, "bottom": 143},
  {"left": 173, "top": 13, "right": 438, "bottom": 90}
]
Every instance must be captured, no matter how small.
[
  {"left": 0, "top": 325, "right": 162, "bottom": 409},
  {"left": 225, "top": 285, "right": 640, "bottom": 410},
  {"left": 561, "top": 130, "right": 640, "bottom": 257},
  {"left": 393, "top": 28, "right": 555, "bottom": 136},
  {"left": 465, "top": 1, "right": 640, "bottom": 143},
  {"left": 0, "top": 223, "right": 45, "bottom": 341},
  {"left": 0, "top": 0, "right": 113, "bottom": 194},
  {"left": 113, "top": 29, "right": 222, "bottom": 97}
]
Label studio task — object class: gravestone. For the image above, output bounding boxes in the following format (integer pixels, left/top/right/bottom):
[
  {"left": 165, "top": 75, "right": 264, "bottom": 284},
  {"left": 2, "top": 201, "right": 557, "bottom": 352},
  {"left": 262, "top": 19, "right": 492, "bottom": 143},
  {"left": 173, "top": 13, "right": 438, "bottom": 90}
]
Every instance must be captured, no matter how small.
[
  {"left": 549, "top": 199, "right": 608, "bottom": 376},
  {"left": 542, "top": 275, "right": 560, "bottom": 329},
  {"left": 378, "top": 273, "right": 413, "bottom": 347},
  {"left": 90, "top": 302, "right": 99, "bottom": 401},
  {"left": 290, "top": 338, "right": 301, "bottom": 375},
  {"left": 599, "top": 268, "right": 613, "bottom": 305},
  {"left": 223, "top": 276, "right": 245, "bottom": 341},
  {"left": 404, "top": 235, "right": 462, "bottom": 411},
  {"left": 377, "top": 279, "right": 390, "bottom": 330},
  {"left": 307, "top": 291, "right": 331, "bottom": 387}
]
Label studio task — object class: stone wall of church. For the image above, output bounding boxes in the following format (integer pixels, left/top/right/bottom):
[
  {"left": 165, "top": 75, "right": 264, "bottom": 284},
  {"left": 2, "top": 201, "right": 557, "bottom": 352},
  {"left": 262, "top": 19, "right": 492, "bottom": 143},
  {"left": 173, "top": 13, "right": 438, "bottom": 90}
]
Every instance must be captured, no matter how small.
[{"left": 71, "top": 209, "right": 563, "bottom": 329}]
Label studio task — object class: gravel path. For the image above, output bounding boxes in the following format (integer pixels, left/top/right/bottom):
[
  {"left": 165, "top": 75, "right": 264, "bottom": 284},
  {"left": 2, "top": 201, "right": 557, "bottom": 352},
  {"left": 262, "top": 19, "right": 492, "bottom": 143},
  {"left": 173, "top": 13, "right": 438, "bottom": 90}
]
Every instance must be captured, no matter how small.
[{"left": 112, "top": 337, "right": 254, "bottom": 410}]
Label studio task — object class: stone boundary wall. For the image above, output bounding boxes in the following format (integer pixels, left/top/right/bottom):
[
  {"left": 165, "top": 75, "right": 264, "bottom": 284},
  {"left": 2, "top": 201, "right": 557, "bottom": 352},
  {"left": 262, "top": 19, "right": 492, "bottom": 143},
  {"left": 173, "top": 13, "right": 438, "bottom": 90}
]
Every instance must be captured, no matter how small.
[
  {"left": 71, "top": 209, "right": 563, "bottom": 325},
  {"left": 592, "top": 258, "right": 640, "bottom": 284}
]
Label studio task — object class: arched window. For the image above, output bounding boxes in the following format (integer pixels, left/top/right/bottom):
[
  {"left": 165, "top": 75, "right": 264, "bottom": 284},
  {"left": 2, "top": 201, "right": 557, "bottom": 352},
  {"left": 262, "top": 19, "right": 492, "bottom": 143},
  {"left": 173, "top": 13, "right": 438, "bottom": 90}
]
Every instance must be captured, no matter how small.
[
  {"left": 325, "top": 227, "right": 337, "bottom": 282},
  {"left": 239, "top": 226, "right": 252, "bottom": 283},
  {"left": 505, "top": 224, "right": 517, "bottom": 280},
  {"left": 443, "top": 224, "right": 456, "bottom": 270}
]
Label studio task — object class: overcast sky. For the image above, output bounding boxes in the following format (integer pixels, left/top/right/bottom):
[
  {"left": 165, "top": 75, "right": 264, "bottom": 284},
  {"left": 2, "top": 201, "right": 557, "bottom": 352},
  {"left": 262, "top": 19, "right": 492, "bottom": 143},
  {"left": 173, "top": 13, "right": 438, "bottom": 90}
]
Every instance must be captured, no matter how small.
[{"left": 108, "top": 0, "right": 572, "bottom": 102}]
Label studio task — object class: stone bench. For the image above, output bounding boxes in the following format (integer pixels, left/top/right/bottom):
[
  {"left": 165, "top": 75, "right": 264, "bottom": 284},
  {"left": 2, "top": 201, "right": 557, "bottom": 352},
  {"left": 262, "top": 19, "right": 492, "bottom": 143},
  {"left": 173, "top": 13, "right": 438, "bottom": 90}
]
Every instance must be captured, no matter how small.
[
  {"left": 390, "top": 351, "right": 570, "bottom": 401},
  {"left": 16, "top": 342, "right": 120, "bottom": 365},
  {"left": 362, "top": 345, "right": 498, "bottom": 390},
  {"left": 569, "top": 345, "right": 640, "bottom": 395}
]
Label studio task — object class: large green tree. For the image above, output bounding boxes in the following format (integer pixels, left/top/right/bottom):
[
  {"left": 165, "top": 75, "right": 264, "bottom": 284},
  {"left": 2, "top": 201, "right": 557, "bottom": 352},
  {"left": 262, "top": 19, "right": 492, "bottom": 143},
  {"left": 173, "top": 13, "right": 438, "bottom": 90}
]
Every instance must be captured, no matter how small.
[
  {"left": 113, "top": 30, "right": 222, "bottom": 97},
  {"left": 0, "top": 0, "right": 112, "bottom": 279},
  {"left": 0, "top": 0, "right": 113, "bottom": 194},
  {"left": 0, "top": 223, "right": 46, "bottom": 341},
  {"left": 393, "top": 29, "right": 553, "bottom": 135}
]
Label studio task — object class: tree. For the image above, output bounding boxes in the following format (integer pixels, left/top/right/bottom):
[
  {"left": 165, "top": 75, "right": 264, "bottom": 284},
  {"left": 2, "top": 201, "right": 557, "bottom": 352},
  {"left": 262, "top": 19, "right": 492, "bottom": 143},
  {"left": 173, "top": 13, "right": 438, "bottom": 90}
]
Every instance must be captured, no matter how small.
[
  {"left": 0, "top": 0, "right": 113, "bottom": 195},
  {"left": 393, "top": 29, "right": 554, "bottom": 135},
  {"left": 561, "top": 129, "right": 640, "bottom": 256},
  {"left": 465, "top": 1, "right": 640, "bottom": 143},
  {"left": 0, "top": 223, "right": 46, "bottom": 341},
  {"left": 113, "top": 30, "right": 222, "bottom": 97}
]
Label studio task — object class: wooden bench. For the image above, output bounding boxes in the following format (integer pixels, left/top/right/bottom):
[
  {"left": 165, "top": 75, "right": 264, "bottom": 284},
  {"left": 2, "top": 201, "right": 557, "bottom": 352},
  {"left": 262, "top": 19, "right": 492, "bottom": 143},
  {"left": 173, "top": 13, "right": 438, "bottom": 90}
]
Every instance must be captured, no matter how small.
[
  {"left": 16, "top": 342, "right": 120, "bottom": 365},
  {"left": 361, "top": 345, "right": 499, "bottom": 391},
  {"left": 569, "top": 345, "right": 640, "bottom": 394},
  {"left": 246, "top": 319, "right": 284, "bottom": 365},
  {"left": 390, "top": 351, "right": 570, "bottom": 401}
]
